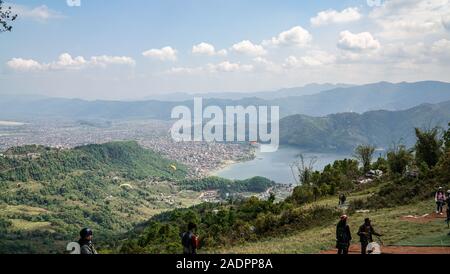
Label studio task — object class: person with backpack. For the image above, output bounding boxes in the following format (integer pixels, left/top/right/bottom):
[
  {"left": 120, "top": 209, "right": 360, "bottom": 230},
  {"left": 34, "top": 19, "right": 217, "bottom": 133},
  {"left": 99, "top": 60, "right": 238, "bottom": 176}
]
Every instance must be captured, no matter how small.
[
  {"left": 336, "top": 215, "right": 352, "bottom": 254},
  {"left": 357, "top": 218, "right": 382, "bottom": 255},
  {"left": 435, "top": 187, "right": 447, "bottom": 215},
  {"left": 78, "top": 228, "right": 97, "bottom": 255},
  {"left": 181, "top": 222, "right": 199, "bottom": 255}
]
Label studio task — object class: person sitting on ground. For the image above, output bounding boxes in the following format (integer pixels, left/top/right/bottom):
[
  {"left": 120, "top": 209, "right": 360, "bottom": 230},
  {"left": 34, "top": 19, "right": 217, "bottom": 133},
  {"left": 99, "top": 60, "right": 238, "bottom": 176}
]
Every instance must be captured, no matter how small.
[
  {"left": 357, "top": 218, "right": 382, "bottom": 255},
  {"left": 435, "top": 187, "right": 446, "bottom": 215},
  {"left": 181, "top": 222, "right": 199, "bottom": 255},
  {"left": 78, "top": 228, "right": 97, "bottom": 255},
  {"left": 336, "top": 215, "right": 352, "bottom": 255}
]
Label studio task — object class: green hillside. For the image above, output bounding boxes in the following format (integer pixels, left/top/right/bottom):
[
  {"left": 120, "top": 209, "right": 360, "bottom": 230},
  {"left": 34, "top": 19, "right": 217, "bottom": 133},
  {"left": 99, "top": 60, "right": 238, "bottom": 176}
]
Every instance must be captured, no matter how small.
[
  {"left": 280, "top": 101, "right": 450, "bottom": 152},
  {"left": 0, "top": 141, "right": 193, "bottom": 254}
]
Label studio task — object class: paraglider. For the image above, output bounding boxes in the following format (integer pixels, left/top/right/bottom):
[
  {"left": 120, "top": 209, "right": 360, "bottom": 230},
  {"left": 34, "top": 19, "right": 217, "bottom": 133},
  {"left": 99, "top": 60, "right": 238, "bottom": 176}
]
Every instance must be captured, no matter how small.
[{"left": 170, "top": 164, "right": 177, "bottom": 171}]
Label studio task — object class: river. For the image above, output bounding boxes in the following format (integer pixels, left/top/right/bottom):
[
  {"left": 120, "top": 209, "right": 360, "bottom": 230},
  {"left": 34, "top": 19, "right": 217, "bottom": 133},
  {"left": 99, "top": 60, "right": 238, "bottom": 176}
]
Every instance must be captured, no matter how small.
[{"left": 214, "top": 146, "right": 351, "bottom": 184}]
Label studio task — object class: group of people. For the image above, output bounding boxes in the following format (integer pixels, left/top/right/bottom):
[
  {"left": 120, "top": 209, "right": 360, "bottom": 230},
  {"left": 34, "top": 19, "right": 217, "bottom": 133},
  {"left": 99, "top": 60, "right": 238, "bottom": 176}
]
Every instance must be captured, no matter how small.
[
  {"left": 336, "top": 215, "right": 382, "bottom": 255},
  {"left": 75, "top": 223, "right": 199, "bottom": 255}
]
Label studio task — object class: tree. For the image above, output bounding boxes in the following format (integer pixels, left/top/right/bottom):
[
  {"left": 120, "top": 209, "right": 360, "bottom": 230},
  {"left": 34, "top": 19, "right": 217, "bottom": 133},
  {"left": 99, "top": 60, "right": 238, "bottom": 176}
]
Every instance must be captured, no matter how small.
[
  {"left": 386, "top": 145, "right": 412, "bottom": 175},
  {"left": 289, "top": 154, "right": 317, "bottom": 186},
  {"left": 354, "top": 145, "right": 376, "bottom": 173},
  {"left": 414, "top": 127, "right": 443, "bottom": 168},
  {"left": 0, "top": 0, "right": 18, "bottom": 32},
  {"left": 444, "top": 123, "right": 450, "bottom": 150}
]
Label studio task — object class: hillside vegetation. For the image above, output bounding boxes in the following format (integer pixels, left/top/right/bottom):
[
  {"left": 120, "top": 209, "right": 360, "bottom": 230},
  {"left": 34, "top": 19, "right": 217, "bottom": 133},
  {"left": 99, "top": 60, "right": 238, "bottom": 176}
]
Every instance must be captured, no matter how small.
[
  {"left": 117, "top": 124, "right": 450, "bottom": 254},
  {"left": 0, "top": 141, "right": 193, "bottom": 253},
  {"left": 280, "top": 101, "right": 450, "bottom": 151}
]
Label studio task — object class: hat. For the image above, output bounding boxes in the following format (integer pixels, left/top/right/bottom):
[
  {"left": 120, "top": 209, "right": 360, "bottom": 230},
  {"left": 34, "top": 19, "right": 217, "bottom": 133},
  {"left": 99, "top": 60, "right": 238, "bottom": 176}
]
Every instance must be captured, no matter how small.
[
  {"left": 340, "top": 215, "right": 348, "bottom": 220},
  {"left": 80, "top": 228, "right": 93, "bottom": 239}
]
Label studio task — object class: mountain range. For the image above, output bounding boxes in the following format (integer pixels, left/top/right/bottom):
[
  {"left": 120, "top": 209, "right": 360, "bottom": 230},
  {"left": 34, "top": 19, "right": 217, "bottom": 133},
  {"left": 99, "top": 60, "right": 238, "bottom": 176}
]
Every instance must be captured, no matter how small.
[{"left": 1, "top": 81, "right": 450, "bottom": 121}]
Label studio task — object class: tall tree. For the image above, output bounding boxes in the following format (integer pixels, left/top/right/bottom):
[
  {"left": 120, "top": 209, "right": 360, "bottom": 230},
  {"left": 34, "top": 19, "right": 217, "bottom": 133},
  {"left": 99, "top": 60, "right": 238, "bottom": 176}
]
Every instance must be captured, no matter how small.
[
  {"left": 414, "top": 127, "right": 443, "bottom": 168},
  {"left": 354, "top": 145, "right": 376, "bottom": 173},
  {"left": 289, "top": 154, "right": 317, "bottom": 186},
  {"left": 444, "top": 123, "right": 450, "bottom": 150},
  {"left": 386, "top": 144, "right": 412, "bottom": 175},
  {"left": 0, "top": 0, "right": 17, "bottom": 32}
]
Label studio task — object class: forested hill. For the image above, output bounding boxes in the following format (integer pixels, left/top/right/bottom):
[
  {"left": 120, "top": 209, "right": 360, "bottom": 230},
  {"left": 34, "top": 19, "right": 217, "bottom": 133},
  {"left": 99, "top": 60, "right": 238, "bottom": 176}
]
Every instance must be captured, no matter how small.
[
  {"left": 280, "top": 100, "right": 450, "bottom": 152},
  {"left": 0, "top": 141, "right": 189, "bottom": 254},
  {"left": 0, "top": 141, "right": 187, "bottom": 182}
]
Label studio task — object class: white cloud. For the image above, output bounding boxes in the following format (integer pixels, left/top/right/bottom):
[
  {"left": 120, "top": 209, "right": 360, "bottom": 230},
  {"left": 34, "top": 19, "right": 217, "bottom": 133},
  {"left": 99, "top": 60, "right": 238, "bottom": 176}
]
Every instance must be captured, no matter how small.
[
  {"left": 283, "top": 51, "right": 336, "bottom": 68},
  {"left": 7, "top": 58, "right": 43, "bottom": 71},
  {"left": 252, "top": 57, "right": 283, "bottom": 73},
  {"left": 90, "top": 55, "right": 136, "bottom": 67},
  {"left": 10, "top": 4, "right": 64, "bottom": 22},
  {"left": 443, "top": 14, "right": 450, "bottom": 31},
  {"left": 370, "top": 0, "right": 450, "bottom": 39},
  {"left": 7, "top": 53, "right": 136, "bottom": 72},
  {"left": 311, "top": 7, "right": 362, "bottom": 27},
  {"left": 263, "top": 26, "right": 312, "bottom": 47},
  {"left": 167, "top": 61, "right": 253, "bottom": 75},
  {"left": 192, "top": 42, "right": 227, "bottom": 56},
  {"left": 231, "top": 40, "right": 266, "bottom": 56},
  {"left": 431, "top": 39, "right": 450, "bottom": 60},
  {"left": 337, "top": 31, "right": 381, "bottom": 51},
  {"left": 142, "top": 46, "right": 178, "bottom": 61},
  {"left": 209, "top": 61, "right": 254, "bottom": 73}
]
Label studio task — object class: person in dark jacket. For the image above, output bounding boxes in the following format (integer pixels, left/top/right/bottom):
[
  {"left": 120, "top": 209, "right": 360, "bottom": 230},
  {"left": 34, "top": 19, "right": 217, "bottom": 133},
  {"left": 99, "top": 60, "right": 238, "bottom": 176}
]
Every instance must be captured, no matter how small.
[
  {"left": 336, "top": 215, "right": 352, "bottom": 254},
  {"left": 181, "top": 222, "right": 199, "bottom": 255},
  {"left": 357, "top": 218, "right": 382, "bottom": 254},
  {"left": 78, "top": 228, "right": 97, "bottom": 254}
]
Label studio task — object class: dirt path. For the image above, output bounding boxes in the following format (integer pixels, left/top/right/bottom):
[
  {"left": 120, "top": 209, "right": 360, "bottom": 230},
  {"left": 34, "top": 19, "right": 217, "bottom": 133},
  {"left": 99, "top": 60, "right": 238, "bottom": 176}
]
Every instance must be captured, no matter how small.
[
  {"left": 321, "top": 244, "right": 450, "bottom": 254},
  {"left": 400, "top": 212, "right": 448, "bottom": 224}
]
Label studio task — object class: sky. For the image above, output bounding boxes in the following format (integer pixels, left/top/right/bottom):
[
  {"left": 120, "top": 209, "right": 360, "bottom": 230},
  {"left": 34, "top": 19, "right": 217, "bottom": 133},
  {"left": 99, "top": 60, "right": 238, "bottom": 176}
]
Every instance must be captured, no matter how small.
[{"left": 1, "top": 0, "right": 450, "bottom": 100}]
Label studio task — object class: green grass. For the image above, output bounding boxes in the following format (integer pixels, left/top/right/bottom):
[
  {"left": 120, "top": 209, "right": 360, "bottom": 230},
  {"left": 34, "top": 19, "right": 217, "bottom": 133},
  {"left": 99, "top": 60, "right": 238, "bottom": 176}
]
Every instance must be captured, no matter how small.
[{"left": 213, "top": 198, "right": 450, "bottom": 254}]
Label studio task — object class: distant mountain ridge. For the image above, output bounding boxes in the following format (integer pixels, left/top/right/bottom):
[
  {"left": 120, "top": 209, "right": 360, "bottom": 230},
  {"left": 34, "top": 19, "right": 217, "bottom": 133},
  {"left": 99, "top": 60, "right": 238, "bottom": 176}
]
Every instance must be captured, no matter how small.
[
  {"left": 280, "top": 100, "right": 450, "bottom": 152},
  {"left": 144, "top": 83, "right": 354, "bottom": 101},
  {"left": 1, "top": 81, "right": 450, "bottom": 121}
]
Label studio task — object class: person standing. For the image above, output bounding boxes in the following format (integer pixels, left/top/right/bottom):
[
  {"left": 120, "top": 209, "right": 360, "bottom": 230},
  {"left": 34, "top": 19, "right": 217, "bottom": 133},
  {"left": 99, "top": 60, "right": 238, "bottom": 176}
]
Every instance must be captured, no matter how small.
[
  {"left": 181, "top": 222, "right": 199, "bottom": 255},
  {"left": 78, "top": 228, "right": 98, "bottom": 255},
  {"left": 336, "top": 215, "right": 352, "bottom": 254},
  {"left": 435, "top": 187, "right": 446, "bottom": 215},
  {"left": 357, "top": 218, "right": 382, "bottom": 254},
  {"left": 446, "top": 190, "right": 450, "bottom": 228}
]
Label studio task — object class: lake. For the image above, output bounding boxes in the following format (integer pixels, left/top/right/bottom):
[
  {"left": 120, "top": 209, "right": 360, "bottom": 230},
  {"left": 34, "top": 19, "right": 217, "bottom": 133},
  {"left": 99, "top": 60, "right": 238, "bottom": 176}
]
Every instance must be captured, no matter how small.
[{"left": 214, "top": 146, "right": 351, "bottom": 184}]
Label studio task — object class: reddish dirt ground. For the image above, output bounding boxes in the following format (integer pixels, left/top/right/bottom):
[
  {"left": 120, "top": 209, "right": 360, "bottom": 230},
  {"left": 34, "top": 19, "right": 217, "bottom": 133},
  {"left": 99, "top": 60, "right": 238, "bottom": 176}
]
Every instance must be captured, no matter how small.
[
  {"left": 400, "top": 212, "right": 448, "bottom": 224},
  {"left": 321, "top": 244, "right": 450, "bottom": 254}
]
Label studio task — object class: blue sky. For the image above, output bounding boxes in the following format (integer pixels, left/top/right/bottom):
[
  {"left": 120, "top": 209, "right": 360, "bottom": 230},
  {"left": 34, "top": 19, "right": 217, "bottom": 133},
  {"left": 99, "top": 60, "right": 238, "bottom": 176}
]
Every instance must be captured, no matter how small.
[{"left": 1, "top": 0, "right": 450, "bottom": 99}]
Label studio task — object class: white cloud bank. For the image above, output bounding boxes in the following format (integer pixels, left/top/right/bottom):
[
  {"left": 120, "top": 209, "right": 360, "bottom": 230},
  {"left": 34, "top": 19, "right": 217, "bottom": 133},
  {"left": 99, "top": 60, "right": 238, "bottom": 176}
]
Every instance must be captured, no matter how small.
[
  {"left": 231, "top": 40, "right": 267, "bottom": 56},
  {"left": 142, "top": 46, "right": 178, "bottom": 61},
  {"left": 7, "top": 53, "right": 135, "bottom": 72},
  {"left": 192, "top": 42, "right": 227, "bottom": 56},
  {"left": 263, "top": 26, "right": 312, "bottom": 47},
  {"left": 10, "top": 4, "right": 64, "bottom": 22},
  {"left": 337, "top": 31, "right": 381, "bottom": 51},
  {"left": 311, "top": 7, "right": 362, "bottom": 27}
]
